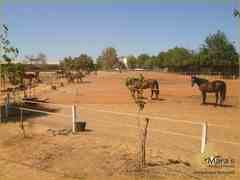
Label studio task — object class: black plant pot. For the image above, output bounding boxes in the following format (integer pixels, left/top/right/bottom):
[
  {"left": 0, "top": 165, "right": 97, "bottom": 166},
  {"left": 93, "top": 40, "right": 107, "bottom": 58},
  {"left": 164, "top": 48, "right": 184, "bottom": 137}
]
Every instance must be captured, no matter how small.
[{"left": 75, "top": 121, "right": 86, "bottom": 132}]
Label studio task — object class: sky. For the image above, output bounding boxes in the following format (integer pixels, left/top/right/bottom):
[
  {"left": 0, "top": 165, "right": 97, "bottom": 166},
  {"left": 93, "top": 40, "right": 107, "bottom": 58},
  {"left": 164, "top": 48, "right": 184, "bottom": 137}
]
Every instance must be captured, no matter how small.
[{"left": 1, "top": 0, "right": 239, "bottom": 63}]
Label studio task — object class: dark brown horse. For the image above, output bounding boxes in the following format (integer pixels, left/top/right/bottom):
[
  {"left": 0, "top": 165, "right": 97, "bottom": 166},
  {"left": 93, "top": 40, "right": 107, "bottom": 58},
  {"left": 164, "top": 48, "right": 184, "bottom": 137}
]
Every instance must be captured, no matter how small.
[
  {"left": 191, "top": 76, "right": 226, "bottom": 105},
  {"left": 55, "top": 69, "right": 65, "bottom": 79},
  {"left": 66, "top": 71, "right": 85, "bottom": 83},
  {"left": 126, "top": 78, "right": 160, "bottom": 99},
  {"left": 23, "top": 71, "right": 40, "bottom": 84}
]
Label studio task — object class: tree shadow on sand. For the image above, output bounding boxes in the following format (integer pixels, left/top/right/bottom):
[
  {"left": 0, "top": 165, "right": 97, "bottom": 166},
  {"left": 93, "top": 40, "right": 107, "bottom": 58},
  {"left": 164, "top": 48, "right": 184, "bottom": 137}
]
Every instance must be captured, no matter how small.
[{"left": 122, "top": 157, "right": 202, "bottom": 180}]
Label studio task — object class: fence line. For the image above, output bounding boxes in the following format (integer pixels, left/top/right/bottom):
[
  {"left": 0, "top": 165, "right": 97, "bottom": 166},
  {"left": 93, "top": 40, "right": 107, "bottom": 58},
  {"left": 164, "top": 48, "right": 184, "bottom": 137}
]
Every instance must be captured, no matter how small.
[
  {"left": 84, "top": 106, "right": 233, "bottom": 129},
  {"left": 87, "top": 112, "right": 240, "bottom": 147},
  {"left": 86, "top": 114, "right": 202, "bottom": 141},
  {"left": 209, "top": 139, "right": 240, "bottom": 146},
  {"left": 4, "top": 99, "right": 240, "bottom": 153},
  {"left": 7, "top": 99, "right": 203, "bottom": 126},
  {"left": 78, "top": 106, "right": 202, "bottom": 126},
  {"left": 77, "top": 106, "right": 232, "bottom": 129},
  {"left": 11, "top": 99, "right": 235, "bottom": 133}
]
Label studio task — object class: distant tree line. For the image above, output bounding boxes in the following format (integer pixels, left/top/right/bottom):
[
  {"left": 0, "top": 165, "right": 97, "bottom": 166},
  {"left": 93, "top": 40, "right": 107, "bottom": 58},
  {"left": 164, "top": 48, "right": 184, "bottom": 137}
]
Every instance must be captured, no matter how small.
[
  {"left": 125, "top": 30, "right": 239, "bottom": 77},
  {"left": 1, "top": 10, "right": 239, "bottom": 87},
  {"left": 60, "top": 54, "right": 95, "bottom": 74}
]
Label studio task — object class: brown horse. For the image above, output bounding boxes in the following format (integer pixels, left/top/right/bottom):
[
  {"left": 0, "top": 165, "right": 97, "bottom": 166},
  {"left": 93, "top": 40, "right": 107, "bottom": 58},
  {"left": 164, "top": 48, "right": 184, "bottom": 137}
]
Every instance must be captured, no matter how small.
[
  {"left": 55, "top": 69, "right": 65, "bottom": 79},
  {"left": 23, "top": 71, "right": 40, "bottom": 84},
  {"left": 191, "top": 76, "right": 226, "bottom": 105},
  {"left": 126, "top": 77, "right": 160, "bottom": 99},
  {"left": 66, "top": 71, "right": 85, "bottom": 83}
]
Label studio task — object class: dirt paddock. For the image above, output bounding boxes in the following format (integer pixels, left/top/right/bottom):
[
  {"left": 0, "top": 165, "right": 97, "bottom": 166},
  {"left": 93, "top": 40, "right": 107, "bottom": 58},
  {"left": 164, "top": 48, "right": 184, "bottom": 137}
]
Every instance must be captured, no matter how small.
[{"left": 0, "top": 71, "right": 239, "bottom": 180}]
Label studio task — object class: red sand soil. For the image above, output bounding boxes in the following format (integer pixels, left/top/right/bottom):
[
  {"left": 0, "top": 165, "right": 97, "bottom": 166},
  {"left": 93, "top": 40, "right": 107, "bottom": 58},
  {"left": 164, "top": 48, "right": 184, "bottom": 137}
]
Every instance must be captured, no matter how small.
[{"left": 0, "top": 71, "right": 239, "bottom": 180}]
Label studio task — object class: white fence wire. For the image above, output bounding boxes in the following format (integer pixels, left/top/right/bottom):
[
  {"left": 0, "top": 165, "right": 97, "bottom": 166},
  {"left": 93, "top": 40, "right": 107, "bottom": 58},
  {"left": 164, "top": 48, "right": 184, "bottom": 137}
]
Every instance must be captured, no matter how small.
[{"left": 1, "top": 97, "right": 240, "bottom": 154}]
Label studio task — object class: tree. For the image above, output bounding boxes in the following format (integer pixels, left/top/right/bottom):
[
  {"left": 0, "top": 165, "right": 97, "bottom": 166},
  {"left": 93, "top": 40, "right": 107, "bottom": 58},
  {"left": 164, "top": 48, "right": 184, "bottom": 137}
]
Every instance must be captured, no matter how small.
[
  {"left": 25, "top": 53, "right": 47, "bottom": 65},
  {"left": 96, "top": 56, "right": 103, "bottom": 70},
  {"left": 0, "top": 25, "right": 19, "bottom": 64},
  {"left": 60, "top": 54, "right": 94, "bottom": 74},
  {"left": 199, "top": 30, "right": 238, "bottom": 66},
  {"left": 171, "top": 47, "right": 193, "bottom": 67},
  {"left": 36, "top": 53, "right": 47, "bottom": 64},
  {"left": 60, "top": 56, "right": 72, "bottom": 71},
  {"left": 137, "top": 54, "right": 150, "bottom": 68},
  {"left": 143, "top": 58, "right": 154, "bottom": 69},
  {"left": 74, "top": 54, "right": 94, "bottom": 73},
  {"left": 101, "top": 47, "right": 118, "bottom": 70},
  {"left": 157, "top": 52, "right": 168, "bottom": 67},
  {"left": 127, "top": 55, "right": 137, "bottom": 69},
  {"left": 0, "top": 24, "right": 24, "bottom": 86},
  {"left": 7, "top": 63, "right": 25, "bottom": 85}
]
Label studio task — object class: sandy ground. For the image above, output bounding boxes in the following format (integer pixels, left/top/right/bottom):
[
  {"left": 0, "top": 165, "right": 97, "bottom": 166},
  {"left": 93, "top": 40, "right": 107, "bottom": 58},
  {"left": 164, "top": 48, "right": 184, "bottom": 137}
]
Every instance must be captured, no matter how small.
[{"left": 0, "top": 71, "right": 239, "bottom": 180}]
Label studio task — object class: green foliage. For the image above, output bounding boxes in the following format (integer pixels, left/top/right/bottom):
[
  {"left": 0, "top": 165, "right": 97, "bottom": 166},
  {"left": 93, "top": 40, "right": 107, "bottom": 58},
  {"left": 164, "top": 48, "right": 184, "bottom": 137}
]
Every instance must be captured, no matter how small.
[
  {"left": 124, "top": 30, "right": 238, "bottom": 74},
  {"left": 0, "top": 63, "right": 25, "bottom": 85},
  {"left": 99, "top": 47, "right": 118, "bottom": 70},
  {"left": 137, "top": 54, "right": 150, "bottom": 68},
  {"left": 162, "top": 47, "right": 194, "bottom": 67},
  {"left": 60, "top": 54, "right": 94, "bottom": 73},
  {"left": 96, "top": 56, "right": 103, "bottom": 70},
  {"left": 126, "top": 48, "right": 195, "bottom": 70},
  {"left": 25, "top": 53, "right": 47, "bottom": 65},
  {"left": 127, "top": 55, "right": 137, "bottom": 69},
  {"left": 0, "top": 24, "right": 19, "bottom": 63},
  {"left": 199, "top": 31, "right": 238, "bottom": 66},
  {"left": 0, "top": 25, "right": 25, "bottom": 86}
]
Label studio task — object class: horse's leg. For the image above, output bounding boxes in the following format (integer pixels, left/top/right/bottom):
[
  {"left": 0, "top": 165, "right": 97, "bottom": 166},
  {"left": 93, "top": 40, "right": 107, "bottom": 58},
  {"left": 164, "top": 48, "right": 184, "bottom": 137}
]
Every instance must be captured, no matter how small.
[
  {"left": 131, "top": 89, "right": 135, "bottom": 98},
  {"left": 220, "top": 90, "right": 223, "bottom": 106},
  {"left": 156, "top": 90, "right": 159, "bottom": 99},
  {"left": 137, "top": 89, "right": 142, "bottom": 99},
  {"left": 202, "top": 92, "right": 206, "bottom": 104},
  {"left": 215, "top": 92, "right": 219, "bottom": 106},
  {"left": 204, "top": 93, "right": 207, "bottom": 104},
  {"left": 151, "top": 89, "right": 153, "bottom": 99},
  {"left": 137, "top": 90, "right": 140, "bottom": 99}
]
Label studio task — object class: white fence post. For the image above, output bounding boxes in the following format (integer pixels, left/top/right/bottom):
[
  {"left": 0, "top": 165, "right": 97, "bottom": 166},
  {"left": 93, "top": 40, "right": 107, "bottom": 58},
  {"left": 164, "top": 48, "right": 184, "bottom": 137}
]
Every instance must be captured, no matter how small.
[
  {"left": 201, "top": 121, "right": 208, "bottom": 154},
  {"left": 72, "top": 104, "right": 77, "bottom": 133}
]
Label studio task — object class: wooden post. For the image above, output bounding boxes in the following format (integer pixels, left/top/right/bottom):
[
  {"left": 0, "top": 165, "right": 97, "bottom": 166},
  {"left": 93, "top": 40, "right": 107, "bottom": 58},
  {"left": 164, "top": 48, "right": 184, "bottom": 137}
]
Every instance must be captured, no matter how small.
[
  {"left": 72, "top": 104, "right": 77, "bottom": 133},
  {"left": 137, "top": 110, "right": 141, "bottom": 169},
  {"left": 141, "top": 118, "right": 150, "bottom": 167},
  {"left": 0, "top": 104, "right": 2, "bottom": 123},
  {"left": 19, "top": 109, "right": 26, "bottom": 137},
  {"left": 5, "top": 93, "right": 9, "bottom": 119},
  {"left": 201, "top": 121, "right": 208, "bottom": 154}
]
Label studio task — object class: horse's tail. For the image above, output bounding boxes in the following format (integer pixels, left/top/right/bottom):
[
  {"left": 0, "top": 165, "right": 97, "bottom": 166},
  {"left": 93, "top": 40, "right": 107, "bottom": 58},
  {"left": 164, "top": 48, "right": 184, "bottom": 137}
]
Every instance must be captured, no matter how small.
[{"left": 222, "top": 83, "right": 226, "bottom": 101}]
